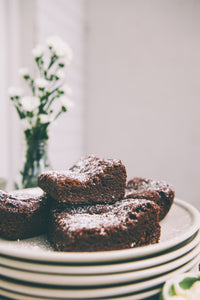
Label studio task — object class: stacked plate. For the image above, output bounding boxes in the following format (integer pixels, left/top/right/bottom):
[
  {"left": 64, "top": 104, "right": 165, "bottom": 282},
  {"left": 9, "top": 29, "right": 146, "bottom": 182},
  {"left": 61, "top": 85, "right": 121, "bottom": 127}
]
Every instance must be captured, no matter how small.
[{"left": 0, "top": 198, "right": 200, "bottom": 300}]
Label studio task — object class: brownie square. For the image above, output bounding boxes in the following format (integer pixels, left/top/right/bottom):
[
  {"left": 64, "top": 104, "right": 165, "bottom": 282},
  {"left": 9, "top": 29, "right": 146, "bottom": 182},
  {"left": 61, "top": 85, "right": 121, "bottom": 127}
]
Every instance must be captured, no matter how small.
[
  {"left": 0, "top": 190, "right": 50, "bottom": 240},
  {"left": 125, "top": 177, "right": 175, "bottom": 220},
  {"left": 48, "top": 198, "right": 161, "bottom": 252},
  {"left": 38, "top": 155, "right": 127, "bottom": 204}
]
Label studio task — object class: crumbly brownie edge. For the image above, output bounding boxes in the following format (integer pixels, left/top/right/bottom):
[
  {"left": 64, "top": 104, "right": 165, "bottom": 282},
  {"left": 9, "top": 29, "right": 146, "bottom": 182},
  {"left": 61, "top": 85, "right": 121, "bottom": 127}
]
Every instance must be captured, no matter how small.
[
  {"left": 126, "top": 178, "right": 175, "bottom": 221},
  {"left": 0, "top": 192, "right": 50, "bottom": 240},
  {"left": 48, "top": 199, "right": 161, "bottom": 252},
  {"left": 38, "top": 160, "right": 127, "bottom": 204}
]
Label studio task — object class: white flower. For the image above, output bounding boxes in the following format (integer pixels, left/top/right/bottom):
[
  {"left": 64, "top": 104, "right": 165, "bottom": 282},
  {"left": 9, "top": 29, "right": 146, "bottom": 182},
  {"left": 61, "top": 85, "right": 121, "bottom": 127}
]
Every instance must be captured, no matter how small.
[
  {"left": 32, "top": 44, "right": 44, "bottom": 58},
  {"left": 190, "top": 281, "right": 200, "bottom": 298},
  {"left": 20, "top": 118, "right": 31, "bottom": 130},
  {"left": 39, "top": 114, "right": 51, "bottom": 124},
  {"left": 8, "top": 86, "right": 23, "bottom": 98},
  {"left": 60, "top": 96, "right": 73, "bottom": 109},
  {"left": 35, "top": 78, "right": 48, "bottom": 89},
  {"left": 19, "top": 68, "right": 30, "bottom": 77},
  {"left": 61, "top": 84, "right": 72, "bottom": 96},
  {"left": 46, "top": 36, "right": 73, "bottom": 61},
  {"left": 56, "top": 70, "right": 65, "bottom": 80},
  {"left": 20, "top": 96, "right": 40, "bottom": 111}
]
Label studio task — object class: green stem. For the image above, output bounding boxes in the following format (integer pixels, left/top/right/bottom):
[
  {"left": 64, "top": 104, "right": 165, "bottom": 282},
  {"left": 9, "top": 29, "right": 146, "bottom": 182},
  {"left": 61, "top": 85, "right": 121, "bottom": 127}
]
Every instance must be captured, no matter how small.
[
  {"left": 14, "top": 102, "right": 25, "bottom": 119},
  {"left": 44, "top": 86, "right": 62, "bottom": 111},
  {"left": 53, "top": 109, "right": 63, "bottom": 122},
  {"left": 30, "top": 79, "right": 35, "bottom": 96},
  {"left": 20, "top": 133, "right": 50, "bottom": 188},
  {"left": 48, "top": 55, "right": 58, "bottom": 70}
]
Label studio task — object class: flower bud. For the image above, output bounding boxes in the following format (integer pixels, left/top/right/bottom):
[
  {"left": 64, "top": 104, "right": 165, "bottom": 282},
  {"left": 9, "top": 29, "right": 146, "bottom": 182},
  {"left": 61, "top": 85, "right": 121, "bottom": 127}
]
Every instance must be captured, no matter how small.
[
  {"left": 32, "top": 45, "right": 44, "bottom": 58},
  {"left": 8, "top": 87, "right": 23, "bottom": 98}
]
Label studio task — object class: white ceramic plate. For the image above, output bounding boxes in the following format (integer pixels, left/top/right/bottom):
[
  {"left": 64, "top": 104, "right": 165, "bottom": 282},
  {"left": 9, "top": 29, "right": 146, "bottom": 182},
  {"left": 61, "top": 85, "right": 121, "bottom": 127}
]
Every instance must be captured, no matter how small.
[
  {"left": 0, "top": 287, "right": 160, "bottom": 300},
  {"left": 1, "top": 242, "right": 200, "bottom": 287},
  {"left": 0, "top": 255, "right": 199, "bottom": 299},
  {"left": 1, "top": 230, "right": 199, "bottom": 275},
  {"left": 0, "top": 199, "right": 199, "bottom": 263}
]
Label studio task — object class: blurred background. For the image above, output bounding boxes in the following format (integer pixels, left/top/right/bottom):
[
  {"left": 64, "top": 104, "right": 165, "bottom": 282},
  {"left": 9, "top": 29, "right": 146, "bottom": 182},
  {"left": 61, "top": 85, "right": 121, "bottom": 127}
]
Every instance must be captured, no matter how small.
[{"left": 0, "top": 0, "right": 200, "bottom": 208}]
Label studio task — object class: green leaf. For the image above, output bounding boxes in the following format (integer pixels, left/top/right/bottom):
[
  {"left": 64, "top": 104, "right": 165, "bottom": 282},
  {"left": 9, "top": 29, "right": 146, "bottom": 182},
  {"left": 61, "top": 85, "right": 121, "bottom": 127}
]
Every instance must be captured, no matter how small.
[
  {"left": 179, "top": 277, "right": 200, "bottom": 290},
  {"left": 168, "top": 284, "right": 176, "bottom": 296}
]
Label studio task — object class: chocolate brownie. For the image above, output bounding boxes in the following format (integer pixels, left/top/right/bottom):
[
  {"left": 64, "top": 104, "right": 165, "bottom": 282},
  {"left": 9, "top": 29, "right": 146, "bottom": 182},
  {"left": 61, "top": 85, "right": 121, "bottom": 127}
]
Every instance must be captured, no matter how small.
[
  {"left": 125, "top": 178, "right": 175, "bottom": 221},
  {"left": 38, "top": 155, "right": 127, "bottom": 204},
  {"left": 0, "top": 190, "right": 50, "bottom": 240},
  {"left": 48, "top": 198, "right": 161, "bottom": 252}
]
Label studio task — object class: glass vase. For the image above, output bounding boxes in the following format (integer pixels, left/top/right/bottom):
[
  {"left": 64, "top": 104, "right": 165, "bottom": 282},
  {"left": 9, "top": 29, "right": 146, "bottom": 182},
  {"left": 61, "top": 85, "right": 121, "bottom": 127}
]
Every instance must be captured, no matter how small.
[{"left": 17, "top": 138, "right": 51, "bottom": 189}]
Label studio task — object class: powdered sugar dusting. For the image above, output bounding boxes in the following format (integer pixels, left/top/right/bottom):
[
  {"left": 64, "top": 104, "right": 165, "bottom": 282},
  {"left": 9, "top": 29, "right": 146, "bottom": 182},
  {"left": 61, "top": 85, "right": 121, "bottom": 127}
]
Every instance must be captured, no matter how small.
[
  {"left": 44, "top": 170, "right": 89, "bottom": 182},
  {"left": 40, "top": 155, "right": 123, "bottom": 184},
  {"left": 69, "top": 155, "right": 122, "bottom": 178},
  {"left": 61, "top": 213, "right": 121, "bottom": 231},
  {"left": 0, "top": 235, "right": 53, "bottom": 252},
  {"left": 55, "top": 198, "right": 155, "bottom": 232},
  {"left": 126, "top": 177, "right": 173, "bottom": 196}
]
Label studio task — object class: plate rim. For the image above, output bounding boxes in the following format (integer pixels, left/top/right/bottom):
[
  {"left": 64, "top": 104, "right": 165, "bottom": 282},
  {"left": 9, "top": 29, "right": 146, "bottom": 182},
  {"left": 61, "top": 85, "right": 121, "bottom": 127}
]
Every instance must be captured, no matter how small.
[
  {"left": 0, "top": 198, "right": 199, "bottom": 263},
  {"left": 0, "top": 286, "right": 161, "bottom": 300},
  {"left": 1, "top": 230, "right": 199, "bottom": 275},
  {"left": 0, "top": 255, "right": 199, "bottom": 298},
  {"left": 0, "top": 242, "right": 200, "bottom": 286}
]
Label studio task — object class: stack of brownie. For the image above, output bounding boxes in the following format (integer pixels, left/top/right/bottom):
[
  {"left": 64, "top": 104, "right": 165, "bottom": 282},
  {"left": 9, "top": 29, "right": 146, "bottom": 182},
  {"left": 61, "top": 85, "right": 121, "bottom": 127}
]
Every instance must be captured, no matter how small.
[
  {"left": 38, "top": 155, "right": 174, "bottom": 252},
  {"left": 0, "top": 155, "right": 175, "bottom": 252}
]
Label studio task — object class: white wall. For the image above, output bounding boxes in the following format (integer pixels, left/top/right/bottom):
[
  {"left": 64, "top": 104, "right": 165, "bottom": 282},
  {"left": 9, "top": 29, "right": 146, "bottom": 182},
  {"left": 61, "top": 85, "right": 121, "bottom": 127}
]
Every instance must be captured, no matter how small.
[
  {"left": 36, "top": 0, "right": 87, "bottom": 169},
  {"left": 0, "top": 0, "right": 8, "bottom": 180},
  {"left": 0, "top": 0, "right": 86, "bottom": 188},
  {"left": 86, "top": 0, "right": 200, "bottom": 208},
  {"left": 1, "top": 0, "right": 200, "bottom": 208},
  {"left": 0, "top": 0, "right": 30, "bottom": 188}
]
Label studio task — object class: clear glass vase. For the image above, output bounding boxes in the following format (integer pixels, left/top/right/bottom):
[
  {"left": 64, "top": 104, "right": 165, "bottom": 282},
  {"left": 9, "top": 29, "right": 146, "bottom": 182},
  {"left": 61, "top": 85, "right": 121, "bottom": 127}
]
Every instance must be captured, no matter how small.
[{"left": 17, "top": 138, "right": 51, "bottom": 189}]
